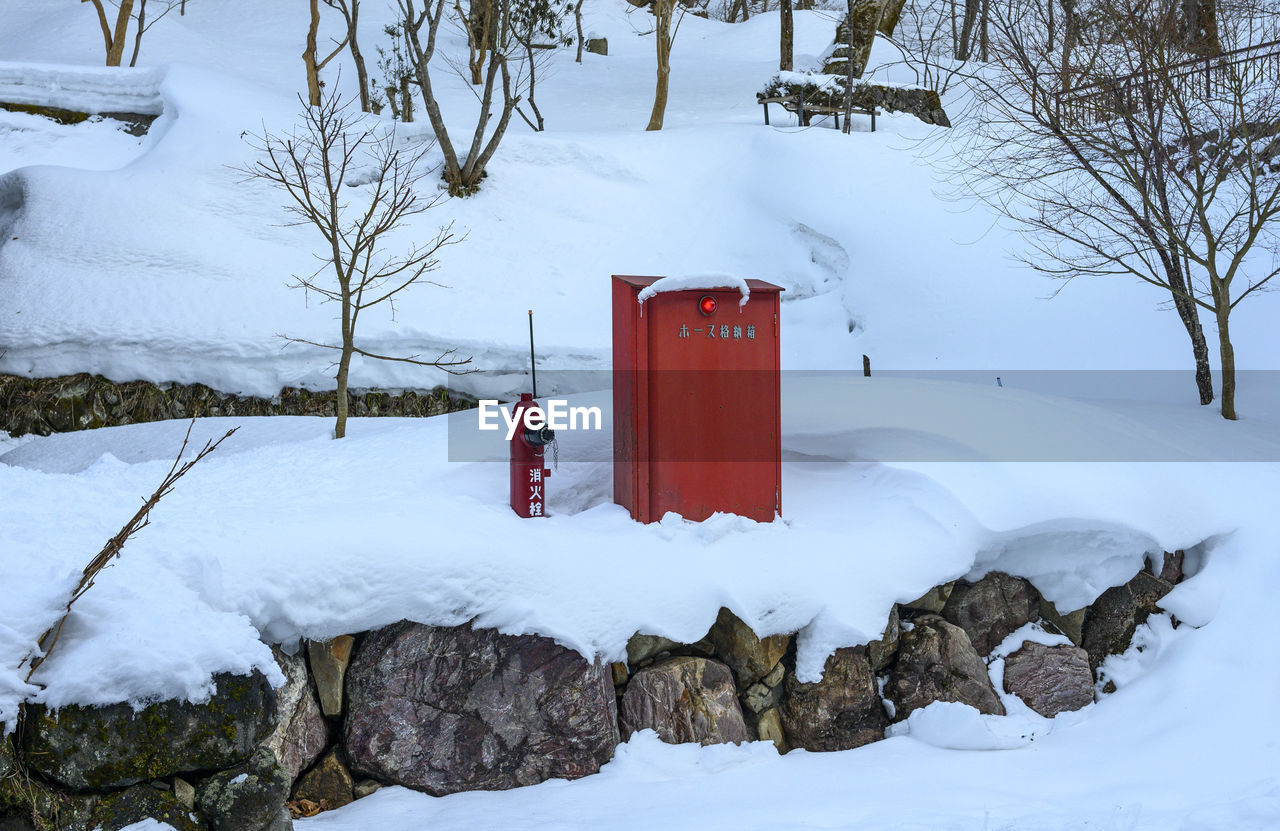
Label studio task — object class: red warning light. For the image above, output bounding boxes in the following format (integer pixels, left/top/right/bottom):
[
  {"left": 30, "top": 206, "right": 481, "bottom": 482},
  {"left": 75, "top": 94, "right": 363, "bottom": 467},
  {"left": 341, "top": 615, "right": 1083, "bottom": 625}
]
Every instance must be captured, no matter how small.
[{"left": 698, "top": 295, "right": 717, "bottom": 316}]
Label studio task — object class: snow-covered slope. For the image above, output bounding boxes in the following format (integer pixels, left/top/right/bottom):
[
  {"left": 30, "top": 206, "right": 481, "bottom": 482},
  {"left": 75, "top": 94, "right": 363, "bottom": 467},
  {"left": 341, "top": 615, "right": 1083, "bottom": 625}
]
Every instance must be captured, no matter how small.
[{"left": 3, "top": 0, "right": 1276, "bottom": 399}]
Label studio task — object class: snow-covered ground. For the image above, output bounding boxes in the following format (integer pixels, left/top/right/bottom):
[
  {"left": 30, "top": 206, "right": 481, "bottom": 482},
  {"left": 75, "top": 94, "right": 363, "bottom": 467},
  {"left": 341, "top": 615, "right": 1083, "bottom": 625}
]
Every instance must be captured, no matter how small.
[
  {"left": 4, "top": 388, "right": 1280, "bottom": 830},
  {"left": 4, "top": 0, "right": 1280, "bottom": 829}
]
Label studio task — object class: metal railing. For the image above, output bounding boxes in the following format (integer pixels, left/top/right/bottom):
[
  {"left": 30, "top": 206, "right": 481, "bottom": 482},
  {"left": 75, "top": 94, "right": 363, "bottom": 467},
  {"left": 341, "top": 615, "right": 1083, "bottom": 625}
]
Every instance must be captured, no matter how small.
[{"left": 1055, "top": 38, "right": 1280, "bottom": 125}]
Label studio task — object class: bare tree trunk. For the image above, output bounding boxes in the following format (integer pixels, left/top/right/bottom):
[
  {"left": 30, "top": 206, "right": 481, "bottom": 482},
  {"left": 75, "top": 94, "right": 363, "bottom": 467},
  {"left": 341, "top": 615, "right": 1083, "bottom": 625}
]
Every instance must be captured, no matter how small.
[
  {"left": 305, "top": 0, "right": 324, "bottom": 105},
  {"left": 467, "top": 0, "right": 493, "bottom": 85},
  {"left": 1165, "top": 256, "right": 1214, "bottom": 405},
  {"left": 978, "top": 0, "right": 988, "bottom": 61},
  {"left": 342, "top": 0, "right": 372, "bottom": 112},
  {"left": 842, "top": 0, "right": 855, "bottom": 132},
  {"left": 107, "top": 0, "right": 136, "bottom": 66},
  {"left": 1213, "top": 282, "right": 1236, "bottom": 419},
  {"left": 304, "top": 0, "right": 349, "bottom": 106},
  {"left": 401, "top": 0, "right": 516, "bottom": 195},
  {"left": 1059, "top": 0, "right": 1077, "bottom": 84},
  {"left": 950, "top": 0, "right": 958, "bottom": 56},
  {"left": 129, "top": 0, "right": 147, "bottom": 67},
  {"left": 575, "top": 0, "right": 584, "bottom": 62},
  {"left": 400, "top": 74, "right": 414, "bottom": 122},
  {"left": 336, "top": 316, "right": 353, "bottom": 438},
  {"left": 1181, "top": 0, "right": 1220, "bottom": 55},
  {"left": 646, "top": 0, "right": 673, "bottom": 131},
  {"left": 518, "top": 40, "right": 546, "bottom": 131},
  {"left": 779, "top": 0, "right": 794, "bottom": 71},
  {"left": 957, "top": 0, "right": 977, "bottom": 59}
]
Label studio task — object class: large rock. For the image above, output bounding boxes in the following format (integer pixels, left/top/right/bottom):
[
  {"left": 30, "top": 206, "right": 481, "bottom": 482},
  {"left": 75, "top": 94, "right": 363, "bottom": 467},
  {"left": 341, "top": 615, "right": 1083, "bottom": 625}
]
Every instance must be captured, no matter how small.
[
  {"left": 707, "top": 608, "right": 790, "bottom": 686},
  {"left": 23, "top": 672, "right": 276, "bottom": 790},
  {"left": 867, "top": 605, "right": 900, "bottom": 672},
  {"left": 625, "top": 634, "right": 681, "bottom": 667},
  {"left": 264, "top": 647, "right": 329, "bottom": 781},
  {"left": 307, "top": 637, "right": 354, "bottom": 718},
  {"left": 1082, "top": 571, "right": 1173, "bottom": 670},
  {"left": 854, "top": 84, "right": 951, "bottom": 127},
  {"left": 1002, "top": 642, "right": 1094, "bottom": 717},
  {"left": 1149, "top": 550, "right": 1185, "bottom": 584},
  {"left": 758, "top": 76, "right": 950, "bottom": 127},
  {"left": 196, "top": 747, "right": 292, "bottom": 831},
  {"left": 0, "top": 769, "right": 96, "bottom": 831},
  {"left": 754, "top": 708, "right": 787, "bottom": 753},
  {"left": 91, "top": 785, "right": 204, "bottom": 831},
  {"left": 780, "top": 647, "right": 887, "bottom": 751},
  {"left": 900, "top": 582, "right": 954, "bottom": 615},
  {"left": 619, "top": 657, "right": 749, "bottom": 746},
  {"left": 1038, "top": 598, "right": 1087, "bottom": 646},
  {"left": 344, "top": 622, "right": 618, "bottom": 796},
  {"left": 885, "top": 615, "right": 1005, "bottom": 720},
  {"left": 942, "top": 571, "right": 1040, "bottom": 656},
  {"left": 625, "top": 632, "right": 714, "bottom": 668},
  {"left": 292, "top": 750, "right": 354, "bottom": 813}
]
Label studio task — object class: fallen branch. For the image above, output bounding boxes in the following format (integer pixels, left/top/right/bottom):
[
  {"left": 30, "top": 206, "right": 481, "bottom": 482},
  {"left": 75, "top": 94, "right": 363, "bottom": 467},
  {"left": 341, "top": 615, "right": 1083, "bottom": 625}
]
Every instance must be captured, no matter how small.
[{"left": 21, "top": 419, "right": 238, "bottom": 684}]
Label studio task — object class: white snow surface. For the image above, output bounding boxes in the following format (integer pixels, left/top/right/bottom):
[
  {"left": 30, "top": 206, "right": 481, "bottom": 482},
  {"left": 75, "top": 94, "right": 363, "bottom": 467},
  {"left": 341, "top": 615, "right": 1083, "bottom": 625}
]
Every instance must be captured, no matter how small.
[
  {"left": 0, "top": 61, "right": 165, "bottom": 114},
  {"left": 635, "top": 272, "right": 752, "bottom": 306},
  {"left": 2, "top": 1, "right": 1280, "bottom": 829}
]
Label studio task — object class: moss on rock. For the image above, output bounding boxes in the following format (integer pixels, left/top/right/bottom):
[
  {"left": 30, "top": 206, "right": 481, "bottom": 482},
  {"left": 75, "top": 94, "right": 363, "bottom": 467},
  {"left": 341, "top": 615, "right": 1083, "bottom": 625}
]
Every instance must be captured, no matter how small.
[
  {"left": 91, "top": 784, "right": 204, "bottom": 831},
  {"left": 22, "top": 672, "right": 277, "bottom": 791},
  {"left": 0, "top": 374, "right": 476, "bottom": 437}
]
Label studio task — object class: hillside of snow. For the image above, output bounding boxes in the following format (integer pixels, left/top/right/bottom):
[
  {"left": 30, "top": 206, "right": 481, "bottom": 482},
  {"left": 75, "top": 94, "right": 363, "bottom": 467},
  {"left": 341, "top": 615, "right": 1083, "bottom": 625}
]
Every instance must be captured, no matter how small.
[{"left": 3, "top": 0, "right": 1277, "bottom": 400}]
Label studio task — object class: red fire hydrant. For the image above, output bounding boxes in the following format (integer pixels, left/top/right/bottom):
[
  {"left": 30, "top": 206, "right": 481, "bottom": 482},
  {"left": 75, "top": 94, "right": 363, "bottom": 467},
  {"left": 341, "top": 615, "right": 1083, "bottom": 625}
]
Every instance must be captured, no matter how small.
[{"left": 510, "top": 393, "right": 554, "bottom": 517}]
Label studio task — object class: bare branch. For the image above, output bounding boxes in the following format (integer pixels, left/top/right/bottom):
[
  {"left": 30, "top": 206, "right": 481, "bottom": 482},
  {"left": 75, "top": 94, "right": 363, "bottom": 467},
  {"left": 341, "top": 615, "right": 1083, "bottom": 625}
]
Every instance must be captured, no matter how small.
[{"left": 21, "top": 420, "right": 237, "bottom": 684}]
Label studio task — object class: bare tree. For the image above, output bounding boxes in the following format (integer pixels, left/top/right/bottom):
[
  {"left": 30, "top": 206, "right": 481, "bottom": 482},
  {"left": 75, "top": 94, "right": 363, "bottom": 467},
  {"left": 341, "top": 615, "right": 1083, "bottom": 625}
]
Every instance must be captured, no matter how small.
[
  {"left": 457, "top": 0, "right": 497, "bottom": 84},
  {"left": 575, "top": 0, "right": 586, "bottom": 61},
  {"left": 83, "top": 0, "right": 135, "bottom": 66},
  {"left": 376, "top": 23, "right": 417, "bottom": 121},
  {"left": 509, "top": 0, "right": 574, "bottom": 131},
  {"left": 880, "top": 0, "right": 969, "bottom": 93},
  {"left": 781, "top": 0, "right": 795, "bottom": 70},
  {"left": 647, "top": 0, "right": 677, "bottom": 129},
  {"left": 304, "top": 0, "right": 350, "bottom": 107},
  {"left": 127, "top": 0, "right": 185, "bottom": 66},
  {"left": 953, "top": 0, "right": 1280, "bottom": 418},
  {"left": 244, "top": 87, "right": 471, "bottom": 438},
  {"left": 398, "top": 0, "right": 519, "bottom": 195},
  {"left": 324, "top": 0, "right": 373, "bottom": 112},
  {"left": 83, "top": 0, "right": 184, "bottom": 66}
]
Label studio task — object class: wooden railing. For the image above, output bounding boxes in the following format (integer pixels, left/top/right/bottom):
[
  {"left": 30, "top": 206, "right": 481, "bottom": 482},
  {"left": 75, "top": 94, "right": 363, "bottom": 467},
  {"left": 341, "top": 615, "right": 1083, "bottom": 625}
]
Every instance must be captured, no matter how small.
[{"left": 1055, "top": 38, "right": 1280, "bottom": 125}]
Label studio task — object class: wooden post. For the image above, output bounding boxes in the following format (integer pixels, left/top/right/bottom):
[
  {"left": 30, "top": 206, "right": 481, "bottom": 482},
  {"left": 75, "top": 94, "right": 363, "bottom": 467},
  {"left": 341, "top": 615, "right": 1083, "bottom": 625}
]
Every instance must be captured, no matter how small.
[{"left": 862, "top": 354, "right": 871, "bottom": 376}]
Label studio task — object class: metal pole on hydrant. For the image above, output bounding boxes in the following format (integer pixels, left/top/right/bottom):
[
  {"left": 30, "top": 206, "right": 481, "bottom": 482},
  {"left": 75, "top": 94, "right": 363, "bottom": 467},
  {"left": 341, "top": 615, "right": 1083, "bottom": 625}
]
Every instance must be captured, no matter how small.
[{"left": 510, "top": 310, "right": 554, "bottom": 517}]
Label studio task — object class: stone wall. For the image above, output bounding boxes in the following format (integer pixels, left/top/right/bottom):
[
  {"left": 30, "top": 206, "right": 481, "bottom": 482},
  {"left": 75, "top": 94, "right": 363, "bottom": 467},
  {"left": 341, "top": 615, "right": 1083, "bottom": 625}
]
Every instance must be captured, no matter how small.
[
  {"left": 0, "top": 374, "right": 477, "bottom": 438},
  {"left": 0, "top": 552, "right": 1188, "bottom": 830}
]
